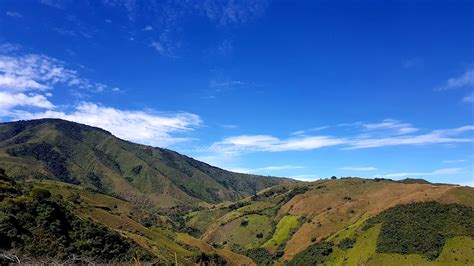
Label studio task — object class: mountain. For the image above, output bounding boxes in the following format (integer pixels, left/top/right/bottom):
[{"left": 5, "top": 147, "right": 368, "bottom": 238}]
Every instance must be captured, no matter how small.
[
  {"left": 0, "top": 119, "right": 292, "bottom": 208},
  {"left": 0, "top": 119, "right": 473, "bottom": 265}
]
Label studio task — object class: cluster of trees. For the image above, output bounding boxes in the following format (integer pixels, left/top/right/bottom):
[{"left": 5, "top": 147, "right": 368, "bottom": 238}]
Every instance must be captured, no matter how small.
[
  {"left": 364, "top": 201, "right": 474, "bottom": 260},
  {"left": 286, "top": 242, "right": 333, "bottom": 265},
  {"left": 0, "top": 169, "right": 150, "bottom": 263},
  {"left": 245, "top": 247, "right": 283, "bottom": 265}
]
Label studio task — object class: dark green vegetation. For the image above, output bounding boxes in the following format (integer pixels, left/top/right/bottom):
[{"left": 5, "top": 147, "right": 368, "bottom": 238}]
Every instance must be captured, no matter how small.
[
  {"left": 364, "top": 202, "right": 474, "bottom": 260},
  {"left": 0, "top": 169, "right": 149, "bottom": 264},
  {"left": 286, "top": 242, "right": 334, "bottom": 265},
  {"left": 0, "top": 119, "right": 292, "bottom": 208},
  {"left": 1, "top": 119, "right": 474, "bottom": 265}
]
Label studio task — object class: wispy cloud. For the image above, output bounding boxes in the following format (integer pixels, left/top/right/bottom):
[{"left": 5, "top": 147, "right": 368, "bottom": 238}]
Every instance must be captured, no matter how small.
[
  {"left": 340, "top": 166, "right": 378, "bottom": 171},
  {"left": 206, "top": 120, "right": 473, "bottom": 154},
  {"left": 142, "top": 25, "right": 153, "bottom": 31},
  {"left": 289, "top": 174, "right": 320, "bottom": 181},
  {"left": 229, "top": 165, "right": 304, "bottom": 174},
  {"left": 150, "top": 40, "right": 178, "bottom": 58},
  {"left": 199, "top": 0, "right": 269, "bottom": 26},
  {"left": 0, "top": 52, "right": 107, "bottom": 93},
  {"left": 375, "top": 168, "right": 464, "bottom": 179},
  {"left": 6, "top": 11, "right": 23, "bottom": 18},
  {"left": 442, "top": 159, "right": 467, "bottom": 163},
  {"left": 462, "top": 93, "right": 474, "bottom": 103},
  {"left": 359, "top": 119, "right": 419, "bottom": 135},
  {"left": 221, "top": 124, "right": 239, "bottom": 129},
  {"left": 0, "top": 91, "right": 54, "bottom": 115},
  {"left": 0, "top": 43, "right": 21, "bottom": 53},
  {"left": 210, "top": 135, "right": 346, "bottom": 154},
  {"left": 291, "top": 126, "right": 330, "bottom": 135},
  {"left": 40, "top": 0, "right": 67, "bottom": 9},
  {"left": 403, "top": 57, "right": 423, "bottom": 69},
  {"left": 437, "top": 68, "right": 474, "bottom": 91}
]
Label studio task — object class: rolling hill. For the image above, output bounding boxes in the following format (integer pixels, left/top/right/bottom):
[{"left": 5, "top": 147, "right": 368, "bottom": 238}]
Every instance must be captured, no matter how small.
[
  {"left": 0, "top": 119, "right": 292, "bottom": 208},
  {"left": 0, "top": 119, "right": 473, "bottom": 265}
]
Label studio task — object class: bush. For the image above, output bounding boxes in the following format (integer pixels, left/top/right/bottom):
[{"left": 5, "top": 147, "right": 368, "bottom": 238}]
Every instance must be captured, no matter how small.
[
  {"left": 31, "top": 188, "right": 51, "bottom": 201},
  {"left": 338, "top": 237, "right": 356, "bottom": 250}
]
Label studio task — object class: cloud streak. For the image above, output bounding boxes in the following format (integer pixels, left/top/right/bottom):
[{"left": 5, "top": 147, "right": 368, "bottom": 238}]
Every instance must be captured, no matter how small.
[
  {"left": 437, "top": 68, "right": 474, "bottom": 91},
  {"left": 375, "top": 168, "right": 464, "bottom": 178},
  {"left": 340, "top": 167, "right": 377, "bottom": 171},
  {"left": 207, "top": 121, "right": 473, "bottom": 154}
]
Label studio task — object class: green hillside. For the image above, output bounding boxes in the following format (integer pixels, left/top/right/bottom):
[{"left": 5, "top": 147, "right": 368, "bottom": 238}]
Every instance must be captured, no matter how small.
[
  {"left": 0, "top": 119, "right": 292, "bottom": 208},
  {"left": 0, "top": 119, "right": 473, "bottom": 265}
]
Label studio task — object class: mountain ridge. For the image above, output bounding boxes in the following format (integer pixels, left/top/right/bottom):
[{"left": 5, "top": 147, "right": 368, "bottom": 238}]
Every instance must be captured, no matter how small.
[{"left": 0, "top": 118, "right": 294, "bottom": 208}]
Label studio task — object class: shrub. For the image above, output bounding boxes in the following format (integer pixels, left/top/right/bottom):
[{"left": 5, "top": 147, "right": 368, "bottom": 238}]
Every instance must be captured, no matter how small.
[
  {"left": 338, "top": 238, "right": 356, "bottom": 250},
  {"left": 31, "top": 188, "right": 51, "bottom": 201}
]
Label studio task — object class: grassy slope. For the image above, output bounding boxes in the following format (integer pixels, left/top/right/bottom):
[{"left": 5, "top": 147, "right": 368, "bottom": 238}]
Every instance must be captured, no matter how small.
[
  {"left": 263, "top": 215, "right": 300, "bottom": 250},
  {"left": 191, "top": 178, "right": 473, "bottom": 265}
]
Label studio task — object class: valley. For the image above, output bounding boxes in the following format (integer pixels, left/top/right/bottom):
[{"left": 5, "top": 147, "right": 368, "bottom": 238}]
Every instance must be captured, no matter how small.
[{"left": 0, "top": 119, "right": 473, "bottom": 265}]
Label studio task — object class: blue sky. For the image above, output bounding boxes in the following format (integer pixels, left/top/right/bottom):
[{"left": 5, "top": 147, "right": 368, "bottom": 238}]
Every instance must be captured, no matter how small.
[{"left": 0, "top": 0, "right": 473, "bottom": 185}]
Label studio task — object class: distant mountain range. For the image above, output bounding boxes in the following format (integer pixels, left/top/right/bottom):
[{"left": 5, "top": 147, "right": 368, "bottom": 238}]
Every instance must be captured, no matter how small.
[{"left": 0, "top": 119, "right": 472, "bottom": 265}]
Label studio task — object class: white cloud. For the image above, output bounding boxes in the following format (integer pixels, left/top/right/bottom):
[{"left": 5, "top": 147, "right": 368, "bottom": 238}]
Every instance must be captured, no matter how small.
[
  {"left": 40, "top": 0, "right": 66, "bottom": 9},
  {"left": 200, "top": 0, "right": 269, "bottom": 26},
  {"left": 462, "top": 93, "right": 474, "bottom": 103},
  {"left": 0, "top": 53, "right": 107, "bottom": 92},
  {"left": 0, "top": 92, "right": 54, "bottom": 114},
  {"left": 143, "top": 25, "right": 153, "bottom": 31},
  {"left": 291, "top": 126, "right": 330, "bottom": 135},
  {"left": 437, "top": 68, "right": 474, "bottom": 91},
  {"left": 360, "top": 119, "right": 418, "bottom": 135},
  {"left": 403, "top": 57, "right": 423, "bottom": 69},
  {"left": 210, "top": 134, "right": 346, "bottom": 154},
  {"left": 207, "top": 121, "right": 473, "bottom": 154},
  {"left": 230, "top": 165, "right": 304, "bottom": 174},
  {"left": 442, "top": 159, "right": 467, "bottom": 163},
  {"left": 221, "top": 124, "right": 239, "bottom": 129},
  {"left": 0, "top": 43, "right": 21, "bottom": 53},
  {"left": 258, "top": 165, "right": 304, "bottom": 171},
  {"left": 375, "top": 168, "right": 463, "bottom": 178},
  {"left": 6, "top": 11, "right": 22, "bottom": 18},
  {"left": 289, "top": 174, "right": 319, "bottom": 181},
  {"left": 346, "top": 127, "right": 473, "bottom": 150},
  {"left": 209, "top": 79, "right": 245, "bottom": 89},
  {"left": 150, "top": 40, "right": 177, "bottom": 58},
  {"left": 12, "top": 102, "right": 202, "bottom": 147},
  {"left": 340, "top": 166, "right": 377, "bottom": 171}
]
